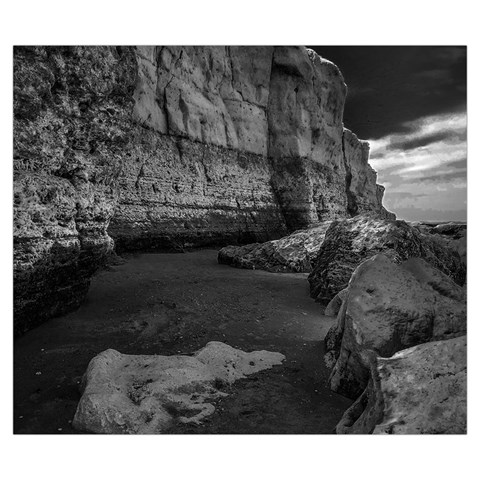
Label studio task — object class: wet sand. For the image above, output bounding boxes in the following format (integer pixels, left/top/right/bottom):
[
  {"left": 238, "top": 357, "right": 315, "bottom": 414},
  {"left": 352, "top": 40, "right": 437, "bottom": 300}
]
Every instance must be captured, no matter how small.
[{"left": 14, "top": 249, "right": 352, "bottom": 434}]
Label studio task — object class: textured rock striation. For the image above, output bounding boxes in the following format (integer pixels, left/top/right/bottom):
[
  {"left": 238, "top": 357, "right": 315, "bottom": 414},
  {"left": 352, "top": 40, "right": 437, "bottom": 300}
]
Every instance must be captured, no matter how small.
[
  {"left": 14, "top": 46, "right": 391, "bottom": 333},
  {"left": 336, "top": 336, "right": 466, "bottom": 434},
  {"left": 73, "top": 342, "right": 285, "bottom": 434},
  {"left": 325, "top": 254, "right": 466, "bottom": 400},
  {"left": 308, "top": 215, "right": 466, "bottom": 303}
]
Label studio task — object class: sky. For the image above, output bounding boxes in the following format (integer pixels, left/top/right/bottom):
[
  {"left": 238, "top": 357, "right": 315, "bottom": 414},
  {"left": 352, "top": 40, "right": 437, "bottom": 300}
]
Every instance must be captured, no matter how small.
[{"left": 310, "top": 46, "right": 467, "bottom": 222}]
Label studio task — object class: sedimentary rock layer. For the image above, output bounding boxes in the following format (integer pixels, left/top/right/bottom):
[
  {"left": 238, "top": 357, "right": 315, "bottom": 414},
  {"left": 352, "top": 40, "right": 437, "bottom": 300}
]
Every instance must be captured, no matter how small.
[
  {"left": 109, "top": 46, "right": 393, "bottom": 249},
  {"left": 13, "top": 46, "right": 137, "bottom": 335},
  {"left": 14, "top": 46, "right": 392, "bottom": 332}
]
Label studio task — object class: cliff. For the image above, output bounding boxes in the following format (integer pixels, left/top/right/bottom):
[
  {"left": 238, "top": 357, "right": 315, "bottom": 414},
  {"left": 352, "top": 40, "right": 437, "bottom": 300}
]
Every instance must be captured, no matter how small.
[{"left": 13, "top": 46, "right": 392, "bottom": 333}]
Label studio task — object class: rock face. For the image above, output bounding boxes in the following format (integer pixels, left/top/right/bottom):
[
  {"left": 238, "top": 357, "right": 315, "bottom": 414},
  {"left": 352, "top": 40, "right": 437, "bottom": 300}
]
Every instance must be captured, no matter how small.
[
  {"left": 72, "top": 342, "right": 285, "bottom": 434},
  {"left": 218, "top": 221, "right": 332, "bottom": 273},
  {"left": 325, "top": 254, "right": 466, "bottom": 399},
  {"left": 336, "top": 336, "right": 466, "bottom": 434},
  {"left": 13, "top": 47, "right": 137, "bottom": 335},
  {"left": 308, "top": 215, "right": 466, "bottom": 303},
  {"left": 14, "top": 46, "right": 392, "bottom": 333},
  {"left": 110, "top": 46, "right": 392, "bottom": 251}
]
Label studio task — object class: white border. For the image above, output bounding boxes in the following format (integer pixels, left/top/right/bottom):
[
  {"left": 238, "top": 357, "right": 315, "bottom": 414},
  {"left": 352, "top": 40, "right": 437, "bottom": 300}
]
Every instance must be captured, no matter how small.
[{"left": 1, "top": 1, "right": 478, "bottom": 479}]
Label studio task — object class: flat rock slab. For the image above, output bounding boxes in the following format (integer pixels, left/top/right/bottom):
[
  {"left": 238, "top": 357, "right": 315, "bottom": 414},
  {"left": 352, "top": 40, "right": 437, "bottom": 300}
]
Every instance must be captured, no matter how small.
[{"left": 73, "top": 341, "right": 285, "bottom": 434}]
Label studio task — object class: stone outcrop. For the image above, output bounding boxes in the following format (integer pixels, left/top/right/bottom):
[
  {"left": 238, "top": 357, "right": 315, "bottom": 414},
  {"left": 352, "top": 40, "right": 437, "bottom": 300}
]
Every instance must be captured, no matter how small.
[
  {"left": 308, "top": 215, "right": 466, "bottom": 303},
  {"left": 218, "top": 221, "right": 332, "bottom": 273},
  {"left": 14, "top": 46, "right": 392, "bottom": 333},
  {"left": 336, "top": 336, "right": 466, "bottom": 434},
  {"left": 13, "top": 46, "right": 137, "bottom": 335},
  {"left": 73, "top": 342, "right": 285, "bottom": 434},
  {"left": 325, "top": 254, "right": 466, "bottom": 400}
]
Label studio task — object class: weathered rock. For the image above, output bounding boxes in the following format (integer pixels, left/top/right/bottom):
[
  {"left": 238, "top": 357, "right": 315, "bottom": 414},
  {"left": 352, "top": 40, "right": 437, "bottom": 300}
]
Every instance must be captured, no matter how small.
[
  {"left": 73, "top": 341, "right": 285, "bottom": 434},
  {"left": 336, "top": 336, "right": 466, "bottom": 434},
  {"left": 218, "top": 222, "right": 332, "bottom": 273},
  {"left": 308, "top": 215, "right": 466, "bottom": 303},
  {"left": 13, "top": 46, "right": 136, "bottom": 335},
  {"left": 326, "top": 254, "right": 466, "bottom": 399},
  {"left": 412, "top": 221, "right": 467, "bottom": 266},
  {"left": 110, "top": 46, "right": 393, "bottom": 248},
  {"left": 324, "top": 288, "right": 348, "bottom": 317},
  {"left": 14, "top": 46, "right": 393, "bottom": 333}
]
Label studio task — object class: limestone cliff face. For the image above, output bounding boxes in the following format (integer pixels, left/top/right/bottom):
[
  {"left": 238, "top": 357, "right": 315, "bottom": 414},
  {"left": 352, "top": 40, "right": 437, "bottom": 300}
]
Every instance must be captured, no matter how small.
[
  {"left": 109, "top": 46, "right": 393, "bottom": 248},
  {"left": 13, "top": 46, "right": 392, "bottom": 333},
  {"left": 13, "top": 46, "right": 139, "bottom": 335}
]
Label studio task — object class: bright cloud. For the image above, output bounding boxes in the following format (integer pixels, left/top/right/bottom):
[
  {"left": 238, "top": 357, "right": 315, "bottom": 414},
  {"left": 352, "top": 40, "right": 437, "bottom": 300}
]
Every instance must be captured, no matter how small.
[{"left": 367, "top": 112, "right": 467, "bottom": 222}]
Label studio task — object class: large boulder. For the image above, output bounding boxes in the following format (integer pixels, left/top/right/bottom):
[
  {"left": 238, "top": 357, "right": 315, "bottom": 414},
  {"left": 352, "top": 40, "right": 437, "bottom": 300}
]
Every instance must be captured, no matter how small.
[
  {"left": 336, "top": 336, "right": 466, "bottom": 434},
  {"left": 326, "top": 254, "right": 466, "bottom": 399},
  {"left": 73, "top": 342, "right": 285, "bottom": 434},
  {"left": 218, "top": 222, "right": 332, "bottom": 273},
  {"left": 308, "top": 215, "right": 466, "bottom": 303}
]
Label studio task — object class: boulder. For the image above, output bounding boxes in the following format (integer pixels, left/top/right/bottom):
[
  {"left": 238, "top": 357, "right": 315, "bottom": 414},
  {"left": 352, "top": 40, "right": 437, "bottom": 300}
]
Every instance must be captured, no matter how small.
[
  {"left": 336, "top": 336, "right": 466, "bottom": 434},
  {"left": 308, "top": 215, "right": 466, "bottom": 303},
  {"left": 326, "top": 254, "right": 466, "bottom": 399},
  {"left": 412, "top": 221, "right": 467, "bottom": 266},
  {"left": 73, "top": 341, "right": 285, "bottom": 434},
  {"left": 218, "top": 222, "right": 332, "bottom": 273},
  {"left": 324, "top": 288, "right": 348, "bottom": 317}
]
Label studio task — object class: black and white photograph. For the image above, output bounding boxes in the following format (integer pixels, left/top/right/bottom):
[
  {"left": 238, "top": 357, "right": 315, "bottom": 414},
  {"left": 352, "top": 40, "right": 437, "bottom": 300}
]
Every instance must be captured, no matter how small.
[{"left": 2, "top": 1, "right": 478, "bottom": 479}]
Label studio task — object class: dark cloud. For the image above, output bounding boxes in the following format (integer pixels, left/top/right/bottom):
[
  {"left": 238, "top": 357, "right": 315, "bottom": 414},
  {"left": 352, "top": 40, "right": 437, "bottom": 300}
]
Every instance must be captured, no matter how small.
[
  {"left": 446, "top": 158, "right": 467, "bottom": 169},
  {"left": 412, "top": 169, "right": 467, "bottom": 183},
  {"left": 384, "top": 191, "right": 427, "bottom": 199},
  {"left": 308, "top": 46, "right": 467, "bottom": 139},
  {"left": 387, "top": 132, "right": 451, "bottom": 152}
]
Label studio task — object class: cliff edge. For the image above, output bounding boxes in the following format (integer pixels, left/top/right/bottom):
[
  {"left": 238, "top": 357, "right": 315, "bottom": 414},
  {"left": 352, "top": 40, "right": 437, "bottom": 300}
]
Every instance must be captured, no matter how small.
[{"left": 13, "top": 46, "right": 393, "bottom": 334}]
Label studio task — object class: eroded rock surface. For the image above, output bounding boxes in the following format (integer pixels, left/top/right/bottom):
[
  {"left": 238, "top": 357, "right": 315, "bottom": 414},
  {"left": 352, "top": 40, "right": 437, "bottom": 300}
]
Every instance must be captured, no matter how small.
[
  {"left": 14, "top": 46, "right": 137, "bottom": 335},
  {"left": 413, "top": 221, "right": 467, "bottom": 266},
  {"left": 110, "top": 46, "right": 393, "bottom": 250},
  {"left": 14, "top": 46, "right": 393, "bottom": 333},
  {"left": 308, "top": 215, "right": 466, "bottom": 303},
  {"left": 218, "top": 222, "right": 332, "bottom": 273},
  {"left": 326, "top": 254, "right": 466, "bottom": 399},
  {"left": 336, "top": 336, "right": 466, "bottom": 434},
  {"left": 73, "top": 341, "right": 285, "bottom": 434}
]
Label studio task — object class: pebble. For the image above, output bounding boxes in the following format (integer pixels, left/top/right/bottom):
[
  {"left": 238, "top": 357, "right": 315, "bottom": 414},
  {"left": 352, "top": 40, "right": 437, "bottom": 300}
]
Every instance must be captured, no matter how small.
[{"left": 35, "top": 371, "right": 42, "bottom": 375}]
